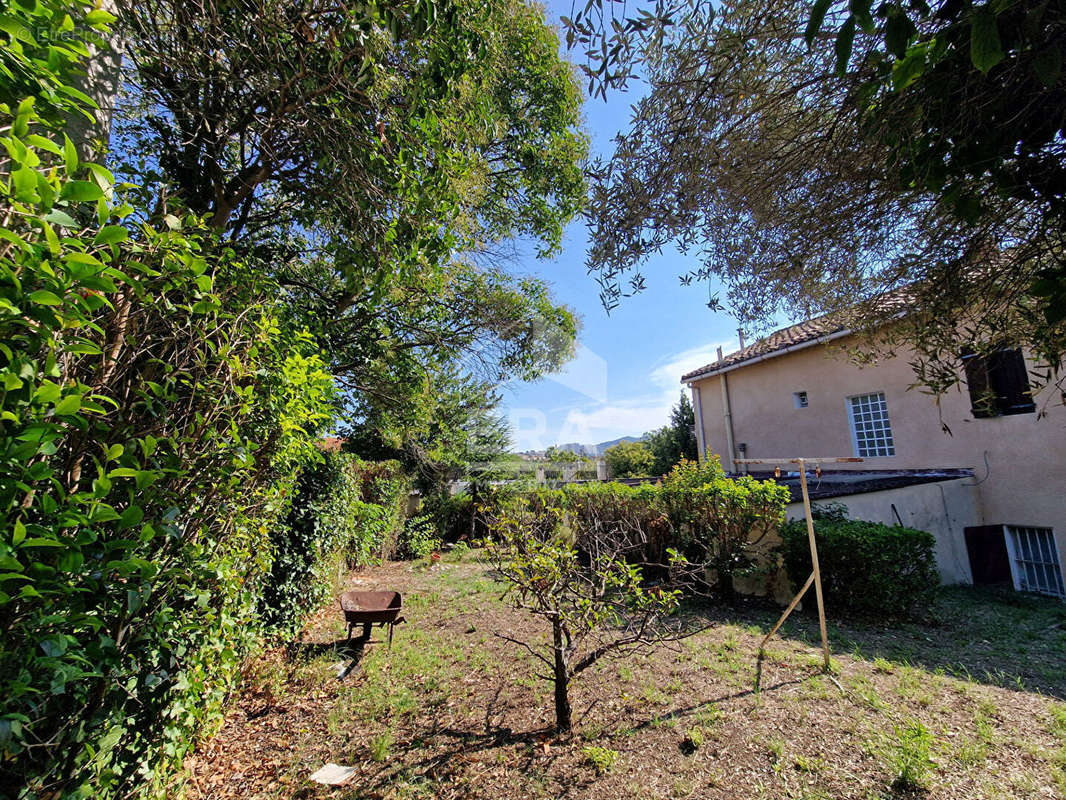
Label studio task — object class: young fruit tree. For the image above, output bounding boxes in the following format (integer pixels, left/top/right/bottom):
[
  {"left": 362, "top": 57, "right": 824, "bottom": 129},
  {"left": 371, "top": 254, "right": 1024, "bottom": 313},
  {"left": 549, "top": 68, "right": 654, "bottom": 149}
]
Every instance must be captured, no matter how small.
[{"left": 486, "top": 491, "right": 702, "bottom": 732}]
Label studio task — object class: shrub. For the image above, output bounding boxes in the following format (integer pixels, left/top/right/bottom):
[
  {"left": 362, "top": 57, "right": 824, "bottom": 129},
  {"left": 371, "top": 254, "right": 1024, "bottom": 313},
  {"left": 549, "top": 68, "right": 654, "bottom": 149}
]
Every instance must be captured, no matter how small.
[
  {"left": 778, "top": 509, "right": 939, "bottom": 618},
  {"left": 261, "top": 453, "right": 407, "bottom": 632},
  {"left": 398, "top": 514, "right": 442, "bottom": 560},
  {"left": 0, "top": 6, "right": 336, "bottom": 795},
  {"left": 423, "top": 491, "right": 474, "bottom": 543},
  {"left": 658, "top": 458, "right": 791, "bottom": 587},
  {"left": 470, "top": 459, "right": 790, "bottom": 592}
]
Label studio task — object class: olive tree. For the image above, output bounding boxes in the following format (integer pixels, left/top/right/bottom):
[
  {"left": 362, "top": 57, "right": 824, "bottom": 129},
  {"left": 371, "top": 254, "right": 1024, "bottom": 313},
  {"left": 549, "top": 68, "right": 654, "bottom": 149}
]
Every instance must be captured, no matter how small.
[{"left": 565, "top": 0, "right": 1066, "bottom": 400}]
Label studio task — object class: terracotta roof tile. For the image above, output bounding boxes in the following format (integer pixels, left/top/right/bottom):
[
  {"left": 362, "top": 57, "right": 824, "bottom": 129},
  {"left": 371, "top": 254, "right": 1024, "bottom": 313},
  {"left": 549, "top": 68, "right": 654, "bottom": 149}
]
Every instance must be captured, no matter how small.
[
  {"left": 682, "top": 313, "right": 846, "bottom": 381},
  {"left": 682, "top": 288, "right": 914, "bottom": 382}
]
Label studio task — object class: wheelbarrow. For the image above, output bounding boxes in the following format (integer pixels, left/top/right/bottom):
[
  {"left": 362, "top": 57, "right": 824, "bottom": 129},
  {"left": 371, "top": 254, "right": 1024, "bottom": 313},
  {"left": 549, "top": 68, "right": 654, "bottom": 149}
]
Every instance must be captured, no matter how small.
[{"left": 339, "top": 590, "right": 405, "bottom": 648}]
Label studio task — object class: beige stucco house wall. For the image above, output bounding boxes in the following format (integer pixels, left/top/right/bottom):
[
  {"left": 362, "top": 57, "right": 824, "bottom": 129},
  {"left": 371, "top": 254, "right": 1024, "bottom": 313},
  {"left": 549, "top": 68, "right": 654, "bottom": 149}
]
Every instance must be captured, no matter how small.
[{"left": 686, "top": 333, "right": 1066, "bottom": 594}]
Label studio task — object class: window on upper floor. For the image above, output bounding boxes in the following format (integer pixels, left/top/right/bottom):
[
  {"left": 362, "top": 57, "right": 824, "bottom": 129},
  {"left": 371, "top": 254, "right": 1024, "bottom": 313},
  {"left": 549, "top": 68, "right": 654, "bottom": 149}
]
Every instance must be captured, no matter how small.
[
  {"left": 847, "top": 391, "right": 895, "bottom": 458},
  {"left": 961, "top": 348, "right": 1036, "bottom": 418},
  {"left": 793, "top": 391, "right": 808, "bottom": 409}
]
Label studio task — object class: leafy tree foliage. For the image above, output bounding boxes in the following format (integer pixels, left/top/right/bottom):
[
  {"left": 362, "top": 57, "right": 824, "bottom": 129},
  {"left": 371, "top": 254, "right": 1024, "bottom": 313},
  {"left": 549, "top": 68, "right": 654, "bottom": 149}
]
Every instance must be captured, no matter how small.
[
  {"left": 603, "top": 439, "right": 654, "bottom": 477},
  {"left": 567, "top": 0, "right": 1066, "bottom": 399},
  {"left": 646, "top": 392, "right": 697, "bottom": 475},
  {"left": 116, "top": 0, "right": 585, "bottom": 467},
  {"left": 1, "top": 0, "right": 589, "bottom": 795}
]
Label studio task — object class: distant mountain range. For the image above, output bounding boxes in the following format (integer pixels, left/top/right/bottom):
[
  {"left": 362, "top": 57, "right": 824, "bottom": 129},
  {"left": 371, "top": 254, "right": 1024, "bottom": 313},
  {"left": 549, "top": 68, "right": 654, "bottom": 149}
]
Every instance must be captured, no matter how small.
[{"left": 554, "top": 435, "right": 645, "bottom": 457}]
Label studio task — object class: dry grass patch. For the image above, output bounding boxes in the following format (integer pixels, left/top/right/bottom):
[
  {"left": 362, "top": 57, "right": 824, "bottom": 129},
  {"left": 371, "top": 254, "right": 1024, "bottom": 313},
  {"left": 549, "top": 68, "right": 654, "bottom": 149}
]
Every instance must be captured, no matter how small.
[{"left": 186, "top": 553, "right": 1066, "bottom": 799}]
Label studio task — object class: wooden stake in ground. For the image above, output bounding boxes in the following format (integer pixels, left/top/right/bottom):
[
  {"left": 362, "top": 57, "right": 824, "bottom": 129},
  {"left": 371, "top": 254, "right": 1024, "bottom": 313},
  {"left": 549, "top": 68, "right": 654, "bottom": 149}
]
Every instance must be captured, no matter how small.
[{"left": 733, "top": 456, "right": 862, "bottom": 690}]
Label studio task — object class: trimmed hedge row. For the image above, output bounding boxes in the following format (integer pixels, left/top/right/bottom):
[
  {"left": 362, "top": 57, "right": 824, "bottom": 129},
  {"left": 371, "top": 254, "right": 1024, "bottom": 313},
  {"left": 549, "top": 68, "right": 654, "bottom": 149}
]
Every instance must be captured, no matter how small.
[
  {"left": 476, "top": 458, "right": 791, "bottom": 590},
  {"left": 779, "top": 506, "right": 939, "bottom": 618}
]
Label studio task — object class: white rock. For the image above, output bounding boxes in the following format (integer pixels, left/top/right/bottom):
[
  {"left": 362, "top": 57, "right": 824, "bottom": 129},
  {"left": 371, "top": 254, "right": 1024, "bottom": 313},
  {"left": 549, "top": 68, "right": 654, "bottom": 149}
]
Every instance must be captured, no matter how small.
[{"left": 309, "top": 763, "right": 357, "bottom": 785}]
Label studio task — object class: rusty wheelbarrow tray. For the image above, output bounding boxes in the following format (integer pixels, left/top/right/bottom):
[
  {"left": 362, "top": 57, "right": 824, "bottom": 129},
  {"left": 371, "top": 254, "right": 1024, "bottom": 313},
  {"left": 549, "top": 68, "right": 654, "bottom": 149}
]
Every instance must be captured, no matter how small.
[{"left": 339, "top": 590, "right": 405, "bottom": 648}]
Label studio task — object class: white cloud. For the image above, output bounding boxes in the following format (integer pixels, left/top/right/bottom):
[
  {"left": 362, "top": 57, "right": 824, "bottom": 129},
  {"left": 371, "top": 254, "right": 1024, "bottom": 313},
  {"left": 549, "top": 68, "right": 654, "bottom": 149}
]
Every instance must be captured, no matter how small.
[
  {"left": 547, "top": 343, "right": 608, "bottom": 403},
  {"left": 648, "top": 340, "right": 735, "bottom": 395},
  {"left": 513, "top": 339, "right": 736, "bottom": 450}
]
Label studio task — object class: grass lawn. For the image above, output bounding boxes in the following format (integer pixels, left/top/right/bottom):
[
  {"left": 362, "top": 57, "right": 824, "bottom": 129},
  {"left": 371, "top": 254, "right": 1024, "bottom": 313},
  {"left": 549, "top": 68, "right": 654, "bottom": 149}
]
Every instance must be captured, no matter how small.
[{"left": 186, "top": 550, "right": 1066, "bottom": 799}]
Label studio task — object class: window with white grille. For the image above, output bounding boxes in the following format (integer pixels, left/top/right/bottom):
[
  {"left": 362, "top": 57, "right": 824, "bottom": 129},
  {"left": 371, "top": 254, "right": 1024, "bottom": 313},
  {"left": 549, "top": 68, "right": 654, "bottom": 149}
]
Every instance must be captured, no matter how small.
[
  {"left": 1006, "top": 526, "right": 1065, "bottom": 599},
  {"left": 847, "top": 392, "right": 895, "bottom": 457}
]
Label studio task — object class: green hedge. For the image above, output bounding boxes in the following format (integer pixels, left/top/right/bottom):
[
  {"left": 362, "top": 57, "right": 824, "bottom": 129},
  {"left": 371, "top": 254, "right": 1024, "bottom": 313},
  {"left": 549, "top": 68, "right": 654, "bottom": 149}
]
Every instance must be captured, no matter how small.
[
  {"left": 0, "top": 6, "right": 340, "bottom": 796},
  {"left": 475, "top": 458, "right": 790, "bottom": 590},
  {"left": 778, "top": 509, "right": 939, "bottom": 618},
  {"left": 260, "top": 454, "right": 408, "bottom": 633}
]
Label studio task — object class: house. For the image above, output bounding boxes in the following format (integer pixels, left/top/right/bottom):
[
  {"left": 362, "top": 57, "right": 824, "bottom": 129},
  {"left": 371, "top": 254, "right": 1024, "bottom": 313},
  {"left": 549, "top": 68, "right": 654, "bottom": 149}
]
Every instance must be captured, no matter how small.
[{"left": 682, "top": 315, "right": 1066, "bottom": 600}]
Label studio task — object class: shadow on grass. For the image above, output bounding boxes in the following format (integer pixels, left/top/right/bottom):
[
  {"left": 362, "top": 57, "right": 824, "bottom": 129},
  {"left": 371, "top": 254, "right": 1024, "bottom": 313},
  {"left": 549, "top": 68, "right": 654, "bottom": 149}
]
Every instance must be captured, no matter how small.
[
  {"left": 686, "top": 585, "right": 1066, "bottom": 699},
  {"left": 284, "top": 636, "right": 370, "bottom": 679},
  {"left": 342, "top": 674, "right": 603, "bottom": 799}
]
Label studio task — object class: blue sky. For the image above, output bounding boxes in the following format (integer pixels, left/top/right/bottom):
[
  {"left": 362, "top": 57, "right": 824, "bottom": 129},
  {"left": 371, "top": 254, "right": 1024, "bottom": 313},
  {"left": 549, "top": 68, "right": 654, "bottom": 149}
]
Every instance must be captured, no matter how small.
[{"left": 499, "top": 7, "right": 751, "bottom": 451}]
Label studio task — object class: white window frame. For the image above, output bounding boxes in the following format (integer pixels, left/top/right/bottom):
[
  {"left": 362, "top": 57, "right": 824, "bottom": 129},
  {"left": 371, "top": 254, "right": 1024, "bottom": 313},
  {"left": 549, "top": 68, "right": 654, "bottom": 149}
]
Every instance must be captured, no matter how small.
[
  {"left": 1004, "top": 525, "right": 1065, "bottom": 600},
  {"left": 846, "top": 391, "right": 896, "bottom": 458}
]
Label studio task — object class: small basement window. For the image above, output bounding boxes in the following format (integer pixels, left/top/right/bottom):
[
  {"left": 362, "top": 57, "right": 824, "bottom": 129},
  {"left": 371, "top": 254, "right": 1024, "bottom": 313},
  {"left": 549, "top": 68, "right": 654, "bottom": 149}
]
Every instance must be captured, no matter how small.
[
  {"left": 793, "top": 391, "right": 808, "bottom": 409},
  {"left": 1006, "top": 526, "right": 1065, "bottom": 599},
  {"left": 847, "top": 391, "right": 895, "bottom": 457},
  {"left": 961, "top": 348, "right": 1035, "bottom": 418}
]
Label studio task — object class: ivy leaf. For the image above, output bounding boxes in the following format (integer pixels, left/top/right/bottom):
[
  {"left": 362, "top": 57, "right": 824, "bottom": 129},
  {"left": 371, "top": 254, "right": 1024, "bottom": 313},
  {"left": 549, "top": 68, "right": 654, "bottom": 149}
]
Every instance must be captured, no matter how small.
[
  {"left": 28, "top": 290, "right": 63, "bottom": 306},
  {"left": 970, "top": 7, "right": 1003, "bottom": 73},
  {"left": 892, "top": 43, "right": 929, "bottom": 90},
  {"left": 885, "top": 8, "right": 915, "bottom": 59},
  {"left": 13, "top": 165, "right": 38, "bottom": 201},
  {"left": 44, "top": 209, "right": 79, "bottom": 228},
  {"left": 119, "top": 506, "right": 144, "bottom": 530},
  {"left": 39, "top": 635, "right": 68, "bottom": 658},
  {"left": 62, "top": 133, "right": 78, "bottom": 173},
  {"left": 54, "top": 395, "right": 81, "bottom": 415},
  {"left": 93, "top": 225, "right": 128, "bottom": 246}
]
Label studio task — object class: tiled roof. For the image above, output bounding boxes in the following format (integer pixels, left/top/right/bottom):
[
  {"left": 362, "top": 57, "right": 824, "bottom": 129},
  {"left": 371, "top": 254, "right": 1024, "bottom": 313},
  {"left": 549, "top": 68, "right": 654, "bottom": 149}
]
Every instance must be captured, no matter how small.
[{"left": 682, "top": 313, "right": 847, "bottom": 382}]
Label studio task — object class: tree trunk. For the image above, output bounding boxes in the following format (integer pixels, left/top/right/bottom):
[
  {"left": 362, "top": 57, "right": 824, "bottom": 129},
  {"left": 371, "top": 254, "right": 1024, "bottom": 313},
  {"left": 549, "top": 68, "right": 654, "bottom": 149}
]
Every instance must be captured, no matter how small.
[
  {"left": 552, "top": 616, "right": 572, "bottom": 732},
  {"left": 68, "top": 0, "right": 123, "bottom": 162}
]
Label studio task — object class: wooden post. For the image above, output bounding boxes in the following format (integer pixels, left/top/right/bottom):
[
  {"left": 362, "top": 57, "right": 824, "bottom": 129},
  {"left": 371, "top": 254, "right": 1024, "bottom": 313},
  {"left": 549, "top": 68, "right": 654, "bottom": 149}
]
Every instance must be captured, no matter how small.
[
  {"left": 735, "top": 455, "right": 860, "bottom": 688},
  {"left": 797, "top": 458, "right": 831, "bottom": 671}
]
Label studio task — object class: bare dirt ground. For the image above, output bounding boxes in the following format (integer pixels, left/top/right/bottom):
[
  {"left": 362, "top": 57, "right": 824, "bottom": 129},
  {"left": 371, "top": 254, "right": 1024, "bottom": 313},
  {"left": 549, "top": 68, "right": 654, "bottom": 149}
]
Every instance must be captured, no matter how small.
[{"left": 184, "top": 552, "right": 1066, "bottom": 800}]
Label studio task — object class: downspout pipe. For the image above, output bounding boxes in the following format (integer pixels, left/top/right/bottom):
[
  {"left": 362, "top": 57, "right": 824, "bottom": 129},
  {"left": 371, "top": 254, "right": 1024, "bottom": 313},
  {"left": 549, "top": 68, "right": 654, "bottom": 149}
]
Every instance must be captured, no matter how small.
[
  {"left": 691, "top": 385, "right": 706, "bottom": 462},
  {"left": 716, "top": 346, "right": 738, "bottom": 473}
]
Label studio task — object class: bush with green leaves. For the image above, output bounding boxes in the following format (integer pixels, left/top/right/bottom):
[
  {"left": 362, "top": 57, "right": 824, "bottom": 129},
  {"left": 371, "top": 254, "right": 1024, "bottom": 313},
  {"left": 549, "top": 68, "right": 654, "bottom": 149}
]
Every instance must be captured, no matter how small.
[
  {"left": 657, "top": 458, "right": 791, "bottom": 588},
  {"left": 260, "top": 453, "right": 408, "bottom": 633},
  {"left": 778, "top": 507, "right": 939, "bottom": 619},
  {"left": 0, "top": 4, "right": 336, "bottom": 796},
  {"left": 398, "top": 514, "right": 442, "bottom": 560}
]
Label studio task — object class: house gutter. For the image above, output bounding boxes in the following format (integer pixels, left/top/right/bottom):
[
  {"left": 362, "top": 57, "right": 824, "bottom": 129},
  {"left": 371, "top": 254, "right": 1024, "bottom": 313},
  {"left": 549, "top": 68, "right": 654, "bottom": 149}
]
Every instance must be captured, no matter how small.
[{"left": 682, "top": 328, "right": 854, "bottom": 385}]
